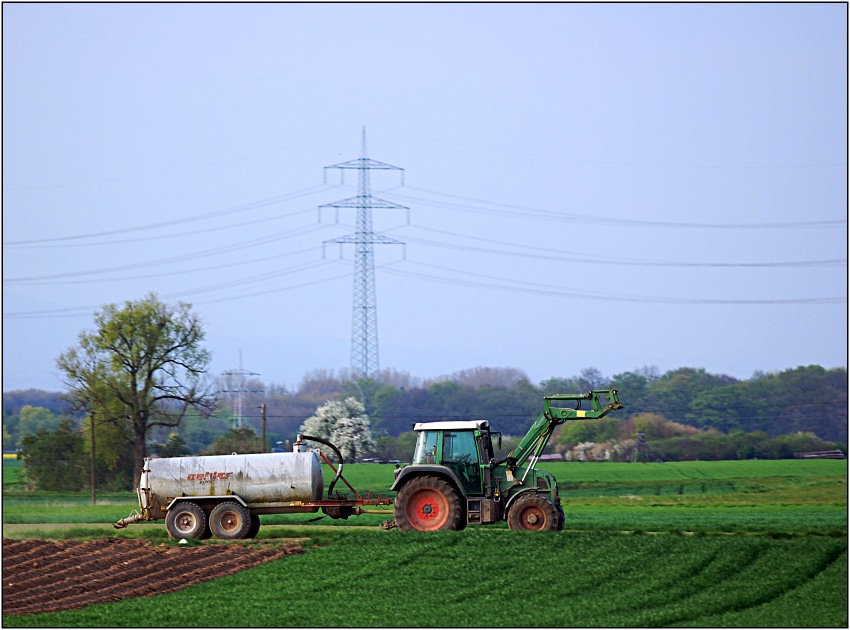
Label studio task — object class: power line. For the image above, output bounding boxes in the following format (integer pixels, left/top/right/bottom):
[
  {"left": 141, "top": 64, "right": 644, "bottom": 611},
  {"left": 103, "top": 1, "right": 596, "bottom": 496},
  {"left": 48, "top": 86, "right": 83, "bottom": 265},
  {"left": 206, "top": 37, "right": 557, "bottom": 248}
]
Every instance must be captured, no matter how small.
[
  {"left": 393, "top": 225, "right": 845, "bottom": 269},
  {"left": 382, "top": 260, "right": 846, "bottom": 305},
  {"left": 4, "top": 223, "right": 328, "bottom": 283},
  {"left": 7, "top": 207, "right": 321, "bottom": 250},
  {"left": 3, "top": 184, "right": 330, "bottom": 246},
  {"left": 387, "top": 186, "right": 845, "bottom": 230},
  {"left": 226, "top": 398, "right": 847, "bottom": 422}
]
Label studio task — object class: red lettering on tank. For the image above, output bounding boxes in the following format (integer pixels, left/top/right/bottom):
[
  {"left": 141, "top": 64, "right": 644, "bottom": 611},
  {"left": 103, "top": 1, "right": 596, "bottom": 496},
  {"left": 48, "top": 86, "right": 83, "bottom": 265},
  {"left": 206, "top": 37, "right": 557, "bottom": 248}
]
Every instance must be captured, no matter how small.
[{"left": 186, "top": 471, "right": 235, "bottom": 481}]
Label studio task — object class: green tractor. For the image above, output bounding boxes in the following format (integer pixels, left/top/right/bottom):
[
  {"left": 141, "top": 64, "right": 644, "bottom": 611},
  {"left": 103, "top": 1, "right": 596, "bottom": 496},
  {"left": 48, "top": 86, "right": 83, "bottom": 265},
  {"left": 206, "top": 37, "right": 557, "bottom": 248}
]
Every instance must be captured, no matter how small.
[{"left": 390, "top": 389, "right": 623, "bottom": 531}]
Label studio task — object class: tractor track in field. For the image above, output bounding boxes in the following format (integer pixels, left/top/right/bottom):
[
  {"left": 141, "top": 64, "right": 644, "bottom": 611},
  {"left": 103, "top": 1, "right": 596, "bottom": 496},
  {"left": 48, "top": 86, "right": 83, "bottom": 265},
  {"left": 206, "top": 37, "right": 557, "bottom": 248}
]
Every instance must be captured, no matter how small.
[{"left": 2, "top": 538, "right": 304, "bottom": 617}]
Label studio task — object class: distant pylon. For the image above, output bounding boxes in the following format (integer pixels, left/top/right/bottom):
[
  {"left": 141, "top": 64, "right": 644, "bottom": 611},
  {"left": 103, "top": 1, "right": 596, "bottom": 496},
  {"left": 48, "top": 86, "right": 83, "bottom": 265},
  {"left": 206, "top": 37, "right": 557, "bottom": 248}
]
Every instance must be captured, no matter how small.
[
  {"left": 221, "top": 350, "right": 261, "bottom": 429},
  {"left": 321, "top": 129, "right": 407, "bottom": 379}
]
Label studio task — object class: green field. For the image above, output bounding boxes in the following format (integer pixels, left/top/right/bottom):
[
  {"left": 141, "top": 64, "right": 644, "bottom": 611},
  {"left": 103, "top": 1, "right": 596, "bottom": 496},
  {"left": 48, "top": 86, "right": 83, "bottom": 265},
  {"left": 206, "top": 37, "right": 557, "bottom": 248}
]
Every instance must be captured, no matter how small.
[{"left": 3, "top": 458, "right": 847, "bottom": 627}]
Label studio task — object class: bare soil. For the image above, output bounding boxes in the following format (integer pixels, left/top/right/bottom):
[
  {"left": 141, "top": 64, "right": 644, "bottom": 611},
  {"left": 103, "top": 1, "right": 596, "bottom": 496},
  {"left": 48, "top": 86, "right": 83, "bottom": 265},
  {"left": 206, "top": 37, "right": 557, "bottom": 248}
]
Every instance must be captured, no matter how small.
[{"left": 2, "top": 538, "right": 304, "bottom": 616}]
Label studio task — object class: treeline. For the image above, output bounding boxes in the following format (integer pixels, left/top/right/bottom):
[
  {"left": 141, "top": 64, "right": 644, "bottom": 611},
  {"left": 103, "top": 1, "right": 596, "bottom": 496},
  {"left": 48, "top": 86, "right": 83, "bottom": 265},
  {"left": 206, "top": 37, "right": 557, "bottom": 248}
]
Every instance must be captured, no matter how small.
[
  {"left": 555, "top": 412, "right": 843, "bottom": 463},
  {"left": 4, "top": 364, "right": 846, "bottom": 461},
  {"left": 259, "top": 364, "right": 846, "bottom": 444}
]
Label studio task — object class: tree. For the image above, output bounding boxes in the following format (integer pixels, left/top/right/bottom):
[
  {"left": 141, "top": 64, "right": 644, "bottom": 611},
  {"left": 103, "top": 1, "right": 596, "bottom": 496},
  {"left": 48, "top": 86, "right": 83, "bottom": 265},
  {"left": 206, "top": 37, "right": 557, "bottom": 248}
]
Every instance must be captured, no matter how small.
[
  {"left": 203, "top": 428, "right": 263, "bottom": 455},
  {"left": 18, "top": 419, "right": 85, "bottom": 491},
  {"left": 151, "top": 432, "right": 191, "bottom": 458},
  {"left": 56, "top": 293, "right": 215, "bottom": 484},
  {"left": 300, "top": 397, "right": 376, "bottom": 461},
  {"left": 16, "top": 406, "right": 62, "bottom": 441}
]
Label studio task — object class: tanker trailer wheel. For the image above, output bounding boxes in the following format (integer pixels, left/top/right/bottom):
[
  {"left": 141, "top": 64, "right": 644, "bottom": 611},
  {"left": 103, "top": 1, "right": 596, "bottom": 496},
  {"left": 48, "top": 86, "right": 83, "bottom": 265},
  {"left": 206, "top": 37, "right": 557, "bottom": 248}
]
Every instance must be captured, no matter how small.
[
  {"left": 394, "top": 475, "right": 463, "bottom": 532},
  {"left": 165, "top": 502, "right": 208, "bottom": 540},
  {"left": 507, "top": 494, "right": 560, "bottom": 531},
  {"left": 209, "top": 501, "right": 252, "bottom": 539},
  {"left": 246, "top": 514, "right": 261, "bottom": 538}
]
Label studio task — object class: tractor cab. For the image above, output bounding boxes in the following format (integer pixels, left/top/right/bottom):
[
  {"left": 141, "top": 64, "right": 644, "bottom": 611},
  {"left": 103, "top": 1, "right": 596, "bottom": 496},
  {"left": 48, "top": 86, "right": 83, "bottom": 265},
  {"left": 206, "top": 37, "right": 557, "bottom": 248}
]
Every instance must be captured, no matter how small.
[{"left": 407, "top": 420, "right": 495, "bottom": 495}]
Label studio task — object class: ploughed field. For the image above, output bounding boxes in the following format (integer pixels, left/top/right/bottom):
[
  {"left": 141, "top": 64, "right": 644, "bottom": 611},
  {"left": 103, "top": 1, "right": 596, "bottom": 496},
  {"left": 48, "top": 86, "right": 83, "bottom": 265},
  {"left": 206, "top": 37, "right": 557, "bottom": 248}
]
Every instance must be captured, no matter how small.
[
  {"left": 2, "top": 458, "right": 846, "bottom": 627},
  {"left": 2, "top": 538, "right": 304, "bottom": 616}
]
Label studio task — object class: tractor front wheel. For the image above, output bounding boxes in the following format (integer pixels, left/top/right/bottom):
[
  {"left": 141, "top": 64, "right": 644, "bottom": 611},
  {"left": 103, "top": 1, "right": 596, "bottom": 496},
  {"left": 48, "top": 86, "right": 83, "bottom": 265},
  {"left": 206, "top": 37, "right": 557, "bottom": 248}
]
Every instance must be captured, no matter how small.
[
  {"left": 507, "top": 494, "right": 560, "bottom": 531},
  {"left": 394, "top": 475, "right": 463, "bottom": 532}
]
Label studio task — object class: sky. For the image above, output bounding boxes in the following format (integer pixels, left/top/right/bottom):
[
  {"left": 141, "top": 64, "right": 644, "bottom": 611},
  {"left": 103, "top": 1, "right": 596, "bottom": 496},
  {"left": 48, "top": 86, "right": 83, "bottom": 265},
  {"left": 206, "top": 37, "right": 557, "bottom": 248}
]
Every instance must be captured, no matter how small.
[{"left": 2, "top": 2, "right": 847, "bottom": 393}]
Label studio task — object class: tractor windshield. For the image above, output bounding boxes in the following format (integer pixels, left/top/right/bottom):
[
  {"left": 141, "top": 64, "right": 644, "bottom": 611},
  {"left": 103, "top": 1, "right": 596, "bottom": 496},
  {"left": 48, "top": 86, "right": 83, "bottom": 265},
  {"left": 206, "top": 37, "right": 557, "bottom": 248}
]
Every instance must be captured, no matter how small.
[{"left": 413, "top": 431, "right": 439, "bottom": 464}]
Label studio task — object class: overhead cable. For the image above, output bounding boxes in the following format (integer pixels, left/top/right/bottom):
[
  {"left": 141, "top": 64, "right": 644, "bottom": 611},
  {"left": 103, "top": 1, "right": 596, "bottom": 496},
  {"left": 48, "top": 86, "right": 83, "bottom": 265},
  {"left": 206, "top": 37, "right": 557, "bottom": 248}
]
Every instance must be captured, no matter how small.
[
  {"left": 3, "top": 184, "right": 330, "bottom": 246},
  {"left": 383, "top": 260, "right": 845, "bottom": 305},
  {"left": 388, "top": 186, "right": 845, "bottom": 230},
  {"left": 393, "top": 225, "right": 845, "bottom": 269}
]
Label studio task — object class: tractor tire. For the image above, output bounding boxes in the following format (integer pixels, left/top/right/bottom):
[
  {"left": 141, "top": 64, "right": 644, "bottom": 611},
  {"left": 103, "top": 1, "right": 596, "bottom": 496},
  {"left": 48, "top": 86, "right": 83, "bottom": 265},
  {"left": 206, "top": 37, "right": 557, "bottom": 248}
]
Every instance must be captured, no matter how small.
[
  {"left": 507, "top": 494, "right": 560, "bottom": 531},
  {"left": 165, "top": 502, "right": 208, "bottom": 540},
  {"left": 394, "top": 475, "right": 464, "bottom": 532},
  {"left": 209, "top": 501, "right": 252, "bottom": 540},
  {"left": 556, "top": 503, "right": 566, "bottom": 531}
]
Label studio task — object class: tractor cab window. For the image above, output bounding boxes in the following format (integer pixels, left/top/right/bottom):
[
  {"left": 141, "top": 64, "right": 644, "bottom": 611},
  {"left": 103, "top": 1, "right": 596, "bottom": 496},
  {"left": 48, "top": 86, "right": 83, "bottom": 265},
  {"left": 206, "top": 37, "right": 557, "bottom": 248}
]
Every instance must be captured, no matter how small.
[
  {"left": 441, "top": 431, "right": 478, "bottom": 464},
  {"left": 442, "top": 431, "right": 482, "bottom": 493},
  {"left": 413, "top": 431, "right": 439, "bottom": 464}
]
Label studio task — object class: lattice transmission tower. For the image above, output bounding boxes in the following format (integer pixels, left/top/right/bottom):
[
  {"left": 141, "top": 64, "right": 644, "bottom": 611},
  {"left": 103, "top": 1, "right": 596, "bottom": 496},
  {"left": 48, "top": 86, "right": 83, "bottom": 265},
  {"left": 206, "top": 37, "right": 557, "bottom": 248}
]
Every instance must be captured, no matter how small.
[
  {"left": 221, "top": 350, "right": 262, "bottom": 429},
  {"left": 321, "top": 129, "right": 407, "bottom": 378}
]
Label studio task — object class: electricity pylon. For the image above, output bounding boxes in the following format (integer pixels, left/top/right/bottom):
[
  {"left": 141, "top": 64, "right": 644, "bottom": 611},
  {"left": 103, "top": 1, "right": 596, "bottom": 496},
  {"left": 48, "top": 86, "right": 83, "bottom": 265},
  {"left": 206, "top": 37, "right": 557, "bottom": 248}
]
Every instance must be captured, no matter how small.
[
  {"left": 221, "top": 350, "right": 262, "bottom": 429},
  {"left": 321, "top": 129, "right": 407, "bottom": 379}
]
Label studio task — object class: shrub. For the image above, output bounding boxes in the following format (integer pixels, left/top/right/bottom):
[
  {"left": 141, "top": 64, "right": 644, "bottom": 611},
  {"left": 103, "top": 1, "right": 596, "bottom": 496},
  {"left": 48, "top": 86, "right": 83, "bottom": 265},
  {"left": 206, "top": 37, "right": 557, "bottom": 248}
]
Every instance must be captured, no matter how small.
[{"left": 18, "top": 419, "right": 86, "bottom": 491}]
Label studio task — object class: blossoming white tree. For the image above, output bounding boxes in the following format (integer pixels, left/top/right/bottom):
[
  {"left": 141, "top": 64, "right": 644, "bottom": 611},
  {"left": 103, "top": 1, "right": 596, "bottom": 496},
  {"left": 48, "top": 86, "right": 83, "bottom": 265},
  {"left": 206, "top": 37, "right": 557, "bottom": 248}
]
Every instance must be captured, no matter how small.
[{"left": 299, "top": 397, "right": 376, "bottom": 461}]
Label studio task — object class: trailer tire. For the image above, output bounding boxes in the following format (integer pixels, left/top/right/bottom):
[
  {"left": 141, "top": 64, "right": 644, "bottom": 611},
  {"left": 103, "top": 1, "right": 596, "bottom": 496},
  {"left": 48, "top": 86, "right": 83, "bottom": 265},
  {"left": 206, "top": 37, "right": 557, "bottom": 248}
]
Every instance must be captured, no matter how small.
[
  {"left": 165, "top": 502, "right": 207, "bottom": 540},
  {"left": 246, "top": 513, "right": 261, "bottom": 538},
  {"left": 209, "top": 501, "right": 252, "bottom": 540},
  {"left": 507, "top": 494, "right": 560, "bottom": 531},
  {"left": 394, "top": 475, "right": 463, "bottom": 532}
]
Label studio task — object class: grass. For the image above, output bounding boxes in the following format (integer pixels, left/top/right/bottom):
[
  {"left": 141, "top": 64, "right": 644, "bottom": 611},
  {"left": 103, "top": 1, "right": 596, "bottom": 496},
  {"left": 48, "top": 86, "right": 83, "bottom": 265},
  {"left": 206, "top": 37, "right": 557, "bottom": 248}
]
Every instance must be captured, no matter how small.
[
  {"left": 3, "top": 457, "right": 846, "bottom": 627},
  {"left": 3, "top": 529, "right": 846, "bottom": 627},
  {"left": 4, "top": 458, "right": 846, "bottom": 534}
]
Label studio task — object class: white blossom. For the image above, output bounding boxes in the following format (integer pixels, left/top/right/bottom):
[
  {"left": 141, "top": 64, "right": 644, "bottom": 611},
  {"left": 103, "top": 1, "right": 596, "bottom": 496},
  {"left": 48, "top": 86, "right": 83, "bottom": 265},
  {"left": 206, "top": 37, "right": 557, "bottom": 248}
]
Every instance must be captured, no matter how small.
[{"left": 299, "top": 397, "right": 375, "bottom": 461}]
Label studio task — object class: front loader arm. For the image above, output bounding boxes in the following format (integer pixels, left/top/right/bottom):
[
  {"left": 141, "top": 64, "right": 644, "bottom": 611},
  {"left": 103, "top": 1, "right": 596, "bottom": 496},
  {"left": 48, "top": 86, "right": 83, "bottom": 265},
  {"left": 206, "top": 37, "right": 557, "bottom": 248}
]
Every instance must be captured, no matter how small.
[{"left": 506, "top": 389, "right": 623, "bottom": 473}]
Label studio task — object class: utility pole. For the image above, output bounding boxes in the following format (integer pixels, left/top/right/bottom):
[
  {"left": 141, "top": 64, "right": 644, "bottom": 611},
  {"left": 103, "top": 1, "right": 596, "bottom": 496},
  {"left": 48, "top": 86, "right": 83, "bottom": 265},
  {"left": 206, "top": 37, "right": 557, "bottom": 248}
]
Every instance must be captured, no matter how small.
[
  {"left": 260, "top": 402, "right": 267, "bottom": 453},
  {"left": 321, "top": 128, "right": 407, "bottom": 378},
  {"left": 89, "top": 412, "right": 96, "bottom": 505}
]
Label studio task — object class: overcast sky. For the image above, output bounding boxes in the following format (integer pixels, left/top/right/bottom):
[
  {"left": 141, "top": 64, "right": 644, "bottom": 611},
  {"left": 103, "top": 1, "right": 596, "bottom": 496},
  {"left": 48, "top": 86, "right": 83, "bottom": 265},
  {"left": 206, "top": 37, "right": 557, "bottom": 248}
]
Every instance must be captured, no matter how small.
[{"left": 3, "top": 2, "right": 847, "bottom": 393}]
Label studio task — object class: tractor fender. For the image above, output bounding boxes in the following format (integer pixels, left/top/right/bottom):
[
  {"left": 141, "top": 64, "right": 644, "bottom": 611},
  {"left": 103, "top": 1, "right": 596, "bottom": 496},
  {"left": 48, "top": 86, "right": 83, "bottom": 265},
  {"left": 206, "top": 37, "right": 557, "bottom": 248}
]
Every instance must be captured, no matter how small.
[{"left": 390, "top": 465, "right": 467, "bottom": 498}]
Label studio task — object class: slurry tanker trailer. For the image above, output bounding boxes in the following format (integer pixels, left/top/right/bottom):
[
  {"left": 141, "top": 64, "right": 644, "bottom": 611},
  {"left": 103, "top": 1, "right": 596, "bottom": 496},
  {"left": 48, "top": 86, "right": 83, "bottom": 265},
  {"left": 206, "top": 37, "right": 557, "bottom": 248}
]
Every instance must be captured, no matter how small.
[{"left": 114, "top": 435, "right": 392, "bottom": 539}]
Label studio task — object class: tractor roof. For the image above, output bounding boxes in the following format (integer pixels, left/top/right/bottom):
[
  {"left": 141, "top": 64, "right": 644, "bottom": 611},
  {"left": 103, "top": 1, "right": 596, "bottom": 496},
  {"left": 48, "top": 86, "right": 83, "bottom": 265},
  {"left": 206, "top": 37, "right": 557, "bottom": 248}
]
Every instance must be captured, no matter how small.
[{"left": 413, "top": 420, "right": 489, "bottom": 432}]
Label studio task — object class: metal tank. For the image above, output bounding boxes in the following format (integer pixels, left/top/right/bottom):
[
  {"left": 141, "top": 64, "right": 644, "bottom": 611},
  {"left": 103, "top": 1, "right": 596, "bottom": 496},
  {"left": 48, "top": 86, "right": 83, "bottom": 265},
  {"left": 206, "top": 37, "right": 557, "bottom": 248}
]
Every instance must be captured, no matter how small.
[{"left": 140, "top": 451, "right": 324, "bottom": 517}]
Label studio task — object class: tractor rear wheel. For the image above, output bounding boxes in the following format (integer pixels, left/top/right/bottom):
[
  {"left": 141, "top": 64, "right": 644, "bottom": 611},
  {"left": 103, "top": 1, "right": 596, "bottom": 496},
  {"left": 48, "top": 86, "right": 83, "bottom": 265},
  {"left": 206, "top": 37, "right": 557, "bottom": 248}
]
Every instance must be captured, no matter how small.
[
  {"left": 209, "top": 501, "right": 252, "bottom": 539},
  {"left": 394, "top": 475, "right": 463, "bottom": 532},
  {"left": 507, "top": 494, "right": 560, "bottom": 531}
]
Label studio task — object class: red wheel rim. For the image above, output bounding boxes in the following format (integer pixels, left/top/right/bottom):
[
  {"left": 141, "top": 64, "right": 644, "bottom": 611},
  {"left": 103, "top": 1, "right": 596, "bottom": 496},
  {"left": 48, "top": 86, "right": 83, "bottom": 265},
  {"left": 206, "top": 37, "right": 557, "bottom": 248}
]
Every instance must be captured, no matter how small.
[
  {"left": 405, "top": 488, "right": 450, "bottom": 531},
  {"left": 518, "top": 504, "right": 547, "bottom": 530}
]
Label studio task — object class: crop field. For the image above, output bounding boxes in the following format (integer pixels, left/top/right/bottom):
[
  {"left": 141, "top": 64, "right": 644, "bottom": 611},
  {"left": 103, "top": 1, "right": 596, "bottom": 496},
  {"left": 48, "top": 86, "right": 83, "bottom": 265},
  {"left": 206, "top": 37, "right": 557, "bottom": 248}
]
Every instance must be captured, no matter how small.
[{"left": 3, "top": 458, "right": 847, "bottom": 627}]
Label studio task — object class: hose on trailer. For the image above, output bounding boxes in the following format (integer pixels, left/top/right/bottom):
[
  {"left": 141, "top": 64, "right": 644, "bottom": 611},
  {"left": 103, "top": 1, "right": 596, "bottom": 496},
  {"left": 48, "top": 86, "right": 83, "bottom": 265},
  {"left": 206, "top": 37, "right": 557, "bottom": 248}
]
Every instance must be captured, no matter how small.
[{"left": 297, "top": 434, "right": 345, "bottom": 497}]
